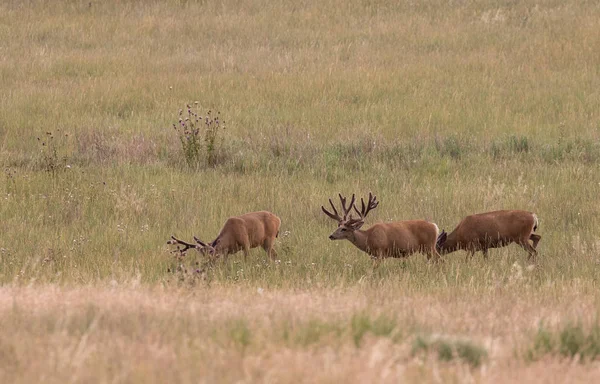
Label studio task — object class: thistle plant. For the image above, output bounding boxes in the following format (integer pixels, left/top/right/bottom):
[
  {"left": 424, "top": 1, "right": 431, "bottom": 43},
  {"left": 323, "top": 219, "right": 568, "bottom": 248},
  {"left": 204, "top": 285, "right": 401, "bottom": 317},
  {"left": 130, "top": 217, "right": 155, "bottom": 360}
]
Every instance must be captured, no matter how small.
[
  {"left": 37, "top": 130, "right": 70, "bottom": 176},
  {"left": 172, "top": 103, "right": 225, "bottom": 168}
]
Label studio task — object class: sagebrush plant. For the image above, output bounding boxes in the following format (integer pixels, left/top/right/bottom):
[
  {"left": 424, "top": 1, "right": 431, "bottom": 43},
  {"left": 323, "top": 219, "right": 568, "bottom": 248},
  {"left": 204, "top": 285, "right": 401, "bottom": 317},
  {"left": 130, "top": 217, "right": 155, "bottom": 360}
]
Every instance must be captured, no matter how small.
[{"left": 172, "top": 103, "right": 225, "bottom": 168}]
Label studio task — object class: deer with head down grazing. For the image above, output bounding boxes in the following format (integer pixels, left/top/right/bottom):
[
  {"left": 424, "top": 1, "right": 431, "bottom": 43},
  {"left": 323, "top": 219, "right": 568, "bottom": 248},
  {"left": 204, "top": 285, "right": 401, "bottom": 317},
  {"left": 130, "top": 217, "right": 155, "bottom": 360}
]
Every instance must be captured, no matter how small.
[
  {"left": 436, "top": 210, "right": 541, "bottom": 261},
  {"left": 321, "top": 193, "right": 442, "bottom": 266},
  {"left": 168, "top": 211, "right": 281, "bottom": 261}
]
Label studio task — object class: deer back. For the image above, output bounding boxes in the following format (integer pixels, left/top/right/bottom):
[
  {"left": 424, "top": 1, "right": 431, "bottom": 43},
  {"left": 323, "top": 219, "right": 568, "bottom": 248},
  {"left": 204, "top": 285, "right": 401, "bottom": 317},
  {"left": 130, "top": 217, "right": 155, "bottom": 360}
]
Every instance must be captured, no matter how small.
[
  {"left": 455, "top": 210, "right": 536, "bottom": 244},
  {"left": 365, "top": 220, "right": 438, "bottom": 253},
  {"left": 216, "top": 211, "right": 281, "bottom": 251}
]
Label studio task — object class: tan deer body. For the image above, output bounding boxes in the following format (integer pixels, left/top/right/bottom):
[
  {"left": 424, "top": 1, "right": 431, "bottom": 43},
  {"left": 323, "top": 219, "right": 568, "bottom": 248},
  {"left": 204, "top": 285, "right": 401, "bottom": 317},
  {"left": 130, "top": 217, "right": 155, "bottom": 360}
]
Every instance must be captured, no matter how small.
[
  {"left": 436, "top": 210, "right": 540, "bottom": 260},
  {"left": 169, "top": 211, "right": 281, "bottom": 260},
  {"left": 322, "top": 193, "right": 441, "bottom": 265}
]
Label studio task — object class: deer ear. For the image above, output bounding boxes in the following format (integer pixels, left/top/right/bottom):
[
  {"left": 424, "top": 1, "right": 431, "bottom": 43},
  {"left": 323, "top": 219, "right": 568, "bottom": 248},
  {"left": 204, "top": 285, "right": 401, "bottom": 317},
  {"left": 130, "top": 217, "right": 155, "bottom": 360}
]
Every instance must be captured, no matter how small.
[{"left": 436, "top": 231, "right": 447, "bottom": 247}]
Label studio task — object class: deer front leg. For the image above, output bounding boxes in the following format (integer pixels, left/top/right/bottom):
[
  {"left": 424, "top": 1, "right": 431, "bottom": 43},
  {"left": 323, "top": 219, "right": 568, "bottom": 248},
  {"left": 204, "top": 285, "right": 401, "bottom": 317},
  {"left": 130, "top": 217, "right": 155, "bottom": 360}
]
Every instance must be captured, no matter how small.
[
  {"left": 371, "top": 257, "right": 382, "bottom": 269},
  {"left": 425, "top": 245, "right": 443, "bottom": 264},
  {"left": 262, "top": 237, "right": 278, "bottom": 261},
  {"left": 370, "top": 249, "right": 384, "bottom": 269},
  {"left": 465, "top": 250, "right": 475, "bottom": 262},
  {"left": 481, "top": 248, "right": 489, "bottom": 260}
]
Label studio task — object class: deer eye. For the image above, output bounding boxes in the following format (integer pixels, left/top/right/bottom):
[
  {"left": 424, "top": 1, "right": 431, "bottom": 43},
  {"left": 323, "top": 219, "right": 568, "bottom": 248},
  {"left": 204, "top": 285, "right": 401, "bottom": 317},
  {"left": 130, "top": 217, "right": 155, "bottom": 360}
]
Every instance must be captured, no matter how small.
[{"left": 340, "top": 228, "right": 347, "bottom": 232}]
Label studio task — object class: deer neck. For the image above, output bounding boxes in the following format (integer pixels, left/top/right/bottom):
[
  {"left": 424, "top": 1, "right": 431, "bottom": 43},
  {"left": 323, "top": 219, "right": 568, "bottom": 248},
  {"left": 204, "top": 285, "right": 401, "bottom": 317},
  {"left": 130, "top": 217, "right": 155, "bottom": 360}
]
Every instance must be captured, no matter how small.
[
  {"left": 440, "top": 231, "right": 459, "bottom": 254},
  {"left": 348, "top": 229, "right": 370, "bottom": 254}
]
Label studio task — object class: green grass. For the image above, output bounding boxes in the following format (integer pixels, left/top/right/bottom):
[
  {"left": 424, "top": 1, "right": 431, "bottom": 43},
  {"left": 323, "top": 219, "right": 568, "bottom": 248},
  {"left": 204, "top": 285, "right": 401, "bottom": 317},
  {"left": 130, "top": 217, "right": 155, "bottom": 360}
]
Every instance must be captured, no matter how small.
[
  {"left": 1, "top": 0, "right": 600, "bottom": 381},
  {"left": 526, "top": 322, "right": 600, "bottom": 362},
  {"left": 412, "top": 334, "right": 488, "bottom": 367}
]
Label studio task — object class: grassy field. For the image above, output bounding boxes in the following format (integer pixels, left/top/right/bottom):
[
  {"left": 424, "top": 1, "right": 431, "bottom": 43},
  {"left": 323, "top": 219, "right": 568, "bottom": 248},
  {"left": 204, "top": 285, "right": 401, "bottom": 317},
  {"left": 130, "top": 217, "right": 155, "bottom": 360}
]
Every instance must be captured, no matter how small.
[{"left": 1, "top": 0, "right": 600, "bottom": 382}]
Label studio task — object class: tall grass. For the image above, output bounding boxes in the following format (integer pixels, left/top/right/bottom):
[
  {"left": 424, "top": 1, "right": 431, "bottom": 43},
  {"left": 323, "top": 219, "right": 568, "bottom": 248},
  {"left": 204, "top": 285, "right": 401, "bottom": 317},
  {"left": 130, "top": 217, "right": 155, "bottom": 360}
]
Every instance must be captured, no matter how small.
[{"left": 1, "top": 0, "right": 600, "bottom": 381}]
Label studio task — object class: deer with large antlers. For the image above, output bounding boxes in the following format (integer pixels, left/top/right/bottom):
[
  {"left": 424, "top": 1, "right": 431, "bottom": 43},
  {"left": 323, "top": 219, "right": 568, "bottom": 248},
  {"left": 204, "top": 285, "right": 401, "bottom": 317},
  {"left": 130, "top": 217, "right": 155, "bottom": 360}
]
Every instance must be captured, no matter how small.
[
  {"left": 436, "top": 210, "right": 541, "bottom": 261},
  {"left": 321, "top": 193, "right": 442, "bottom": 265},
  {"left": 168, "top": 211, "right": 281, "bottom": 261}
]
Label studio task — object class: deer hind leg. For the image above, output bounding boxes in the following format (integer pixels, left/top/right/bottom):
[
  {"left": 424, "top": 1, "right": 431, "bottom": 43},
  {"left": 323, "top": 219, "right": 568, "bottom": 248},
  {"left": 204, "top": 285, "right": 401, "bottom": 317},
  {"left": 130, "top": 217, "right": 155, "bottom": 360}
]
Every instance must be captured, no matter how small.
[
  {"left": 262, "top": 237, "right": 278, "bottom": 261},
  {"left": 530, "top": 234, "right": 541, "bottom": 249},
  {"left": 425, "top": 245, "right": 443, "bottom": 264},
  {"left": 518, "top": 238, "right": 538, "bottom": 262}
]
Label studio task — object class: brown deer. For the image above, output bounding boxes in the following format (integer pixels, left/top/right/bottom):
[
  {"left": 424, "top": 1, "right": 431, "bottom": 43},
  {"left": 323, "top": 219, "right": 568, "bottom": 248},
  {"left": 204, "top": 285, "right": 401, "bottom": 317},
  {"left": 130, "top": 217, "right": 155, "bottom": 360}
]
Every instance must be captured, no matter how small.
[
  {"left": 321, "top": 193, "right": 442, "bottom": 265},
  {"left": 436, "top": 210, "right": 541, "bottom": 261},
  {"left": 168, "top": 211, "right": 281, "bottom": 261}
]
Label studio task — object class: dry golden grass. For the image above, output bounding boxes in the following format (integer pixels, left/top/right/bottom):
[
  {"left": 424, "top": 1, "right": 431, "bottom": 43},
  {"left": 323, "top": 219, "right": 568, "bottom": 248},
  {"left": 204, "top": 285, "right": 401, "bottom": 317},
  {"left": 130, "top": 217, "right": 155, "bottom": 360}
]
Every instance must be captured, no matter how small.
[{"left": 2, "top": 284, "right": 600, "bottom": 383}]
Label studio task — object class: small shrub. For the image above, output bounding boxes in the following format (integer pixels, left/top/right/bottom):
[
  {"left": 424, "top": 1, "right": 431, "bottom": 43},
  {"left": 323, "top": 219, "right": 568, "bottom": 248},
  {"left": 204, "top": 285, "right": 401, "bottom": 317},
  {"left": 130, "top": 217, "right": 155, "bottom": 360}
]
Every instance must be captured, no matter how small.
[
  {"left": 540, "top": 138, "right": 600, "bottom": 164},
  {"left": 526, "top": 325, "right": 555, "bottom": 361},
  {"left": 412, "top": 335, "right": 487, "bottom": 367},
  {"left": 171, "top": 103, "right": 225, "bottom": 168},
  {"left": 228, "top": 319, "right": 252, "bottom": 349},
  {"left": 490, "top": 135, "right": 530, "bottom": 159},
  {"left": 526, "top": 322, "right": 600, "bottom": 362},
  {"left": 351, "top": 312, "right": 398, "bottom": 346},
  {"left": 434, "top": 135, "right": 468, "bottom": 160},
  {"left": 292, "top": 319, "right": 342, "bottom": 346}
]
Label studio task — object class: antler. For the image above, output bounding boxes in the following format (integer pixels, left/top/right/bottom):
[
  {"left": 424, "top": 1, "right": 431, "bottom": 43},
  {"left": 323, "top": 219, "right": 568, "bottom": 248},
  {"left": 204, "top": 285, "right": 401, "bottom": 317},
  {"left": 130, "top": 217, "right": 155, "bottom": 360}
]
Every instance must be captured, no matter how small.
[
  {"left": 321, "top": 193, "right": 356, "bottom": 222},
  {"left": 352, "top": 192, "right": 379, "bottom": 220},
  {"left": 167, "top": 235, "right": 199, "bottom": 255},
  {"left": 193, "top": 236, "right": 209, "bottom": 247}
]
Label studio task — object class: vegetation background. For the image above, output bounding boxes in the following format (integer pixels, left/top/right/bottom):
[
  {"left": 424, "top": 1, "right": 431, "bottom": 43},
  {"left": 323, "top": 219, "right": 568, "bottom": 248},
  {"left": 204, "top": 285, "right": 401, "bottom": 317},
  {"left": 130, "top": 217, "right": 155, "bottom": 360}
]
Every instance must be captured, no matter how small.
[{"left": 1, "top": 0, "right": 600, "bottom": 382}]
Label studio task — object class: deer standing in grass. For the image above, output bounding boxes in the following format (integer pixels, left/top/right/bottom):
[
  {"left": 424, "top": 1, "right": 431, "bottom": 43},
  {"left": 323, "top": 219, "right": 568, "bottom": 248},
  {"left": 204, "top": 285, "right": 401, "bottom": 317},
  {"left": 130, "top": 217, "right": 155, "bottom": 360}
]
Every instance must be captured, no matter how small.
[
  {"left": 436, "top": 210, "right": 541, "bottom": 261},
  {"left": 321, "top": 193, "right": 442, "bottom": 266},
  {"left": 168, "top": 211, "right": 281, "bottom": 261}
]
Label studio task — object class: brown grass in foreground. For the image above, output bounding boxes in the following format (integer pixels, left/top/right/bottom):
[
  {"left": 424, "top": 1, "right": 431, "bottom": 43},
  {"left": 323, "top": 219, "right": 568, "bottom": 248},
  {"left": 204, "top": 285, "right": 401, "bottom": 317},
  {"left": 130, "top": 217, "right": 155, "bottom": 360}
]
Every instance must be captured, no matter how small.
[{"left": 1, "top": 284, "right": 599, "bottom": 383}]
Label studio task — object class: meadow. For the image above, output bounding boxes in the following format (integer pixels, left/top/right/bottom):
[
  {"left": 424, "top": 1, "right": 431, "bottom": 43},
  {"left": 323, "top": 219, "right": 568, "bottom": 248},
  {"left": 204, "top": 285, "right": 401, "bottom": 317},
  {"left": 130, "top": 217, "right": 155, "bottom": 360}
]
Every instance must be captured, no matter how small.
[{"left": 1, "top": 0, "right": 600, "bottom": 382}]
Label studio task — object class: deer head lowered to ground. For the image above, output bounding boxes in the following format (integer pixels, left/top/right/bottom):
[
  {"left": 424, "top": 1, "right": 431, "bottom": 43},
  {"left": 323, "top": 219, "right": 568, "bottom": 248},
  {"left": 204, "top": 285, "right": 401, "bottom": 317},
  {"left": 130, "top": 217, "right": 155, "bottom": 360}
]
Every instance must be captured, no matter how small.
[
  {"left": 436, "top": 210, "right": 541, "bottom": 261},
  {"left": 321, "top": 193, "right": 442, "bottom": 266},
  {"left": 168, "top": 211, "right": 281, "bottom": 261}
]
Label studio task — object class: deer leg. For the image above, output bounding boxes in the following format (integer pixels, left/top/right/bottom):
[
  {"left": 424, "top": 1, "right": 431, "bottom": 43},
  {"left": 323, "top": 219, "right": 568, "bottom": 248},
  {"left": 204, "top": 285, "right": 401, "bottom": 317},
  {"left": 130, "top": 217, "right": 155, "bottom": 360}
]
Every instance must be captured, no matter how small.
[
  {"left": 262, "top": 238, "right": 278, "bottom": 261},
  {"left": 426, "top": 246, "right": 443, "bottom": 264},
  {"left": 370, "top": 251, "right": 384, "bottom": 269},
  {"left": 465, "top": 250, "right": 475, "bottom": 262},
  {"left": 518, "top": 239, "right": 537, "bottom": 262},
  {"left": 241, "top": 247, "right": 250, "bottom": 262},
  {"left": 371, "top": 257, "right": 382, "bottom": 269},
  {"left": 530, "top": 234, "right": 541, "bottom": 249},
  {"left": 482, "top": 248, "right": 489, "bottom": 260}
]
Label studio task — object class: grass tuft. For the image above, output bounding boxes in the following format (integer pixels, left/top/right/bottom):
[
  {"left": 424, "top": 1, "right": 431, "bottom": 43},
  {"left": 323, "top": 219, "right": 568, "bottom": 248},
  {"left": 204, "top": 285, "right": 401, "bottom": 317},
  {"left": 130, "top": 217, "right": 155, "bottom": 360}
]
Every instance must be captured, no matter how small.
[
  {"left": 526, "top": 322, "right": 600, "bottom": 362},
  {"left": 412, "top": 335, "right": 488, "bottom": 367}
]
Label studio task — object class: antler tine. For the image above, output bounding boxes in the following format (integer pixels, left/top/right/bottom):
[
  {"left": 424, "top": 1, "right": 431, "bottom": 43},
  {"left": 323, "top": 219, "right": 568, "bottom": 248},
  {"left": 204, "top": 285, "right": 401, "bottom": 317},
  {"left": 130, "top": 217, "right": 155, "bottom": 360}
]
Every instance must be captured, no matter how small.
[
  {"left": 352, "top": 192, "right": 379, "bottom": 219},
  {"left": 193, "top": 236, "right": 209, "bottom": 247},
  {"left": 329, "top": 198, "right": 340, "bottom": 218},
  {"left": 168, "top": 235, "right": 198, "bottom": 255},
  {"left": 352, "top": 198, "right": 364, "bottom": 217},
  {"left": 364, "top": 192, "right": 379, "bottom": 217},
  {"left": 339, "top": 193, "right": 356, "bottom": 219},
  {"left": 348, "top": 194, "right": 356, "bottom": 216},
  {"left": 322, "top": 197, "right": 342, "bottom": 222}
]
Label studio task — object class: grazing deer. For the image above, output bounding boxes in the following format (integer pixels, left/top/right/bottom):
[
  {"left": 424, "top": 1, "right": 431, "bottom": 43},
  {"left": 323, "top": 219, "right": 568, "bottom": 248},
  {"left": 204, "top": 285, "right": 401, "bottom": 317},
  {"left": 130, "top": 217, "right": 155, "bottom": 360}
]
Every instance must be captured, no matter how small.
[
  {"left": 168, "top": 211, "right": 281, "bottom": 261},
  {"left": 436, "top": 210, "right": 541, "bottom": 261},
  {"left": 321, "top": 193, "right": 442, "bottom": 265}
]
